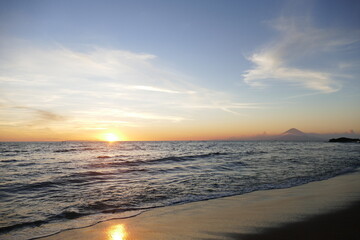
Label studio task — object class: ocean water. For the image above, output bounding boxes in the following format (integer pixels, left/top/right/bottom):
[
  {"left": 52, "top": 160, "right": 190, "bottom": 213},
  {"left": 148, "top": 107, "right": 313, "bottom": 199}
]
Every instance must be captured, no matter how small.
[{"left": 0, "top": 141, "right": 359, "bottom": 239}]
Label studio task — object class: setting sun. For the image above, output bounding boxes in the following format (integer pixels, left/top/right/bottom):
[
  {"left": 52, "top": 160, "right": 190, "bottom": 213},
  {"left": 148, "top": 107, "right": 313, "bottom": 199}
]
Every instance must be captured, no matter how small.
[{"left": 103, "top": 133, "right": 121, "bottom": 142}]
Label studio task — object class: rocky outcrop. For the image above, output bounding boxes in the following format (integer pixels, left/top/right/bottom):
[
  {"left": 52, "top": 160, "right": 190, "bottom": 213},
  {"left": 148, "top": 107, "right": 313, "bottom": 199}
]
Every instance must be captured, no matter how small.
[{"left": 329, "top": 137, "right": 360, "bottom": 143}]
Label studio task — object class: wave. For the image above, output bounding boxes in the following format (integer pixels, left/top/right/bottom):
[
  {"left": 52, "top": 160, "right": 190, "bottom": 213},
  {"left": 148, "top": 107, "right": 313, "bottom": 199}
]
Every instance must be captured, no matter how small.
[
  {"left": 15, "top": 162, "right": 36, "bottom": 167},
  {"left": 0, "top": 159, "right": 18, "bottom": 163},
  {"left": 0, "top": 203, "right": 148, "bottom": 236},
  {"left": 1, "top": 180, "right": 57, "bottom": 193},
  {"left": 1, "top": 154, "right": 19, "bottom": 157},
  {"left": 97, "top": 155, "right": 112, "bottom": 159},
  {"left": 149, "top": 152, "right": 227, "bottom": 163},
  {"left": 90, "top": 152, "right": 228, "bottom": 169},
  {"left": 0, "top": 150, "right": 28, "bottom": 153},
  {"left": 53, "top": 210, "right": 86, "bottom": 220},
  {"left": 53, "top": 147, "right": 98, "bottom": 153},
  {"left": 0, "top": 220, "right": 46, "bottom": 234},
  {"left": 1, "top": 171, "right": 115, "bottom": 193},
  {"left": 81, "top": 147, "right": 97, "bottom": 151},
  {"left": 0, "top": 210, "right": 87, "bottom": 234},
  {"left": 53, "top": 148, "right": 78, "bottom": 153}
]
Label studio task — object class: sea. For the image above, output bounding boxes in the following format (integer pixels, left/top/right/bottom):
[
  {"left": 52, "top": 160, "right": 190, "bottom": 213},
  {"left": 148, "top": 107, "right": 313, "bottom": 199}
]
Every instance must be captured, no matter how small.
[{"left": 1, "top": 141, "right": 359, "bottom": 240}]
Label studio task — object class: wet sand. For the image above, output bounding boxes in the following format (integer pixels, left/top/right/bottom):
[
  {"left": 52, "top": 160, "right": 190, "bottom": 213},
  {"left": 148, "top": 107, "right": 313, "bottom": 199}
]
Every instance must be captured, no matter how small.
[
  {"left": 39, "top": 171, "right": 360, "bottom": 240},
  {"left": 227, "top": 200, "right": 360, "bottom": 240}
]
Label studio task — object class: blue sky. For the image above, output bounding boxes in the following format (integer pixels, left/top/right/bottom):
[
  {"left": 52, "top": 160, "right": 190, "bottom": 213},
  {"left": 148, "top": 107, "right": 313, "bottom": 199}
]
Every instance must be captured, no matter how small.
[{"left": 0, "top": 0, "right": 359, "bottom": 140}]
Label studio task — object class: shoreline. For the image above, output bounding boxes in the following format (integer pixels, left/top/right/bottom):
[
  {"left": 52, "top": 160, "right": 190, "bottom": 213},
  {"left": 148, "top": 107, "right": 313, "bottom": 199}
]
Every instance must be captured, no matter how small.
[{"left": 38, "top": 170, "right": 360, "bottom": 240}]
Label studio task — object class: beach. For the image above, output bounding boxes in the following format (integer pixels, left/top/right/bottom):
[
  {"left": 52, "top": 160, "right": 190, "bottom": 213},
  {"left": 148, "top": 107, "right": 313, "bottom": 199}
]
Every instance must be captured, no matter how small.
[
  {"left": 2, "top": 141, "right": 359, "bottom": 240},
  {"left": 39, "top": 170, "right": 360, "bottom": 240}
]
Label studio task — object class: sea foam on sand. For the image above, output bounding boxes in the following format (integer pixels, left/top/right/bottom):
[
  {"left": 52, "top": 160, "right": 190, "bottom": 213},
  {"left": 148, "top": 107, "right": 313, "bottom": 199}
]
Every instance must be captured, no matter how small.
[{"left": 39, "top": 170, "right": 360, "bottom": 240}]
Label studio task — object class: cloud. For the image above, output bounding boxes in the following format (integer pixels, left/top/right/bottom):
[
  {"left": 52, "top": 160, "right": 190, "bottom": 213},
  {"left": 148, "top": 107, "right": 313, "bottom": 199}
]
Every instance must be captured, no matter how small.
[
  {"left": 0, "top": 103, "right": 66, "bottom": 128},
  {"left": 186, "top": 102, "right": 263, "bottom": 115},
  {"left": 13, "top": 105, "right": 66, "bottom": 122},
  {"left": 243, "top": 17, "right": 358, "bottom": 93},
  {"left": 127, "top": 85, "right": 181, "bottom": 94},
  {"left": 124, "top": 111, "right": 187, "bottom": 122},
  {"left": 31, "top": 108, "right": 66, "bottom": 121},
  {"left": 0, "top": 40, "right": 262, "bottom": 131}
]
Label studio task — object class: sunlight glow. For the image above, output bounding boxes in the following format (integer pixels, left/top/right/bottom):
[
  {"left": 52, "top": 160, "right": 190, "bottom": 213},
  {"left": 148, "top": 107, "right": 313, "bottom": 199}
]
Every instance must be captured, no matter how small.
[
  {"left": 103, "top": 133, "right": 120, "bottom": 142},
  {"left": 108, "top": 224, "right": 127, "bottom": 240}
]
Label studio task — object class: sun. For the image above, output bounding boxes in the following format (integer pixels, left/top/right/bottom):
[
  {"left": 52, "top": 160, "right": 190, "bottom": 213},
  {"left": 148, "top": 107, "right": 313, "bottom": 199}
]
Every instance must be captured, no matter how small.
[{"left": 103, "top": 133, "right": 120, "bottom": 142}]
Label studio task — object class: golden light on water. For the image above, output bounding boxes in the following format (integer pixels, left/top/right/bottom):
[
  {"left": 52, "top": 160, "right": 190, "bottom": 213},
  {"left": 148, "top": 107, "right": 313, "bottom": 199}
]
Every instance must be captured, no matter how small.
[{"left": 108, "top": 224, "right": 127, "bottom": 240}]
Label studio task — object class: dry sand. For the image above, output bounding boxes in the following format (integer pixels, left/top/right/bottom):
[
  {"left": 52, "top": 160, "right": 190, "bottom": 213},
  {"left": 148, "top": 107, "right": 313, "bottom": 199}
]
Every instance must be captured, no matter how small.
[{"left": 39, "top": 171, "right": 360, "bottom": 240}]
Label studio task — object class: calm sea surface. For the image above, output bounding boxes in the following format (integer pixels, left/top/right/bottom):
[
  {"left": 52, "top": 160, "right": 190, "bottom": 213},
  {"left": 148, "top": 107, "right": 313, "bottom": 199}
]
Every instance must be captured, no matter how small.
[{"left": 1, "top": 141, "right": 359, "bottom": 239}]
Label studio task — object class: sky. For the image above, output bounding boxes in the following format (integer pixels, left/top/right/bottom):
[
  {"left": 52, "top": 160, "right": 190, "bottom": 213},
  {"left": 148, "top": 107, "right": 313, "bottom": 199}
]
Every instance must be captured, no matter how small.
[{"left": 0, "top": 0, "right": 359, "bottom": 141}]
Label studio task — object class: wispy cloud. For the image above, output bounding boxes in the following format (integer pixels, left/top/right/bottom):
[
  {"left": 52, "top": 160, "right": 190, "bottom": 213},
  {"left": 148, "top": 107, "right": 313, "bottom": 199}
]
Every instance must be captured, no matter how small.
[
  {"left": 186, "top": 102, "right": 263, "bottom": 115},
  {"left": 0, "top": 103, "right": 66, "bottom": 128},
  {"left": 243, "top": 17, "right": 359, "bottom": 93},
  {"left": 124, "top": 111, "right": 187, "bottom": 122},
  {"left": 28, "top": 108, "right": 66, "bottom": 122},
  {"left": 127, "top": 85, "right": 181, "bottom": 94},
  {"left": 0, "top": 40, "right": 261, "bottom": 131}
]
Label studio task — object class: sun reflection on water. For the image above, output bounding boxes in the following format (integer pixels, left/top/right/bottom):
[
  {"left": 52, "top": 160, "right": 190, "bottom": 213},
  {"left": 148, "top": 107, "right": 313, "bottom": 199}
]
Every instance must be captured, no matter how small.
[{"left": 108, "top": 224, "right": 127, "bottom": 240}]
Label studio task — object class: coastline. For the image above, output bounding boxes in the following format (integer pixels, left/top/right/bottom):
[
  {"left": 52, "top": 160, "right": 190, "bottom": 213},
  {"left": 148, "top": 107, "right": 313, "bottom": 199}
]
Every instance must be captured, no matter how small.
[{"left": 38, "top": 170, "right": 360, "bottom": 240}]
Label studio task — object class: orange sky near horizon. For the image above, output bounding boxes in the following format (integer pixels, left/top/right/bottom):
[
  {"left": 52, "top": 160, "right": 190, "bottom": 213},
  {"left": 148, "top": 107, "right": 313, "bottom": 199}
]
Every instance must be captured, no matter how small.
[{"left": 1, "top": 115, "right": 359, "bottom": 142}]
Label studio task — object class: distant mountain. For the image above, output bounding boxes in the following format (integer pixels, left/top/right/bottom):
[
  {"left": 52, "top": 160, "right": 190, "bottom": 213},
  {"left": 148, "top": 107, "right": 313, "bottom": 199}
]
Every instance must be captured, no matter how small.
[
  {"left": 273, "top": 128, "right": 322, "bottom": 142},
  {"left": 282, "top": 128, "right": 305, "bottom": 135},
  {"left": 226, "top": 128, "right": 359, "bottom": 142}
]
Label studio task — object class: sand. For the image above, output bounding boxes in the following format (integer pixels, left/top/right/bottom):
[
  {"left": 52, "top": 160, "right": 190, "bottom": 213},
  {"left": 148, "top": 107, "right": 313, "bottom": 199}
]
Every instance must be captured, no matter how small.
[{"left": 39, "top": 171, "right": 360, "bottom": 240}]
